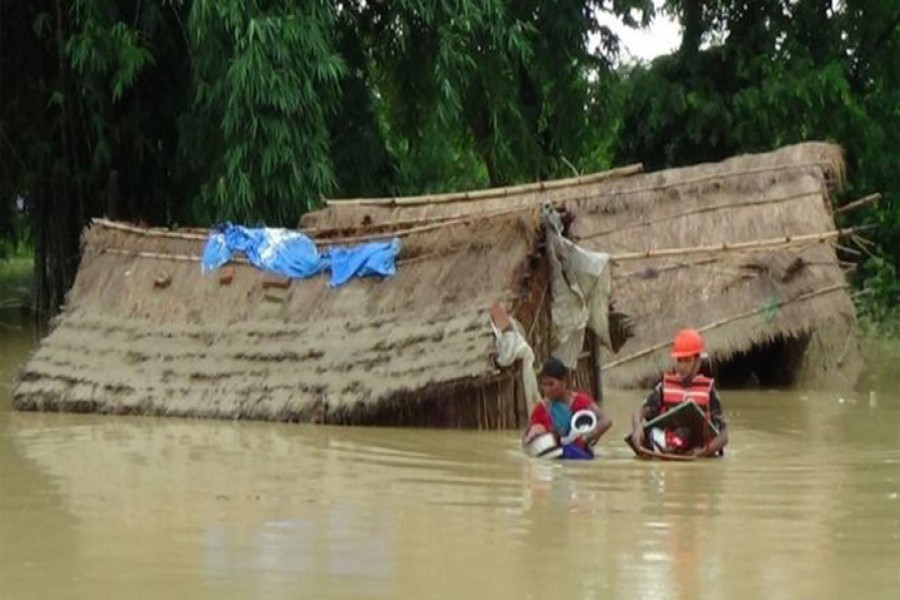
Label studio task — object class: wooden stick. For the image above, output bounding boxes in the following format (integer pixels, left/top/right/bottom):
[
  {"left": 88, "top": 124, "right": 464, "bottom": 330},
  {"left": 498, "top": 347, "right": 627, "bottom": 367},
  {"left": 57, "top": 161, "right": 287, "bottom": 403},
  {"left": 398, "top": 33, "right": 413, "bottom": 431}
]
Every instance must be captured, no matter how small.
[
  {"left": 307, "top": 202, "right": 548, "bottom": 238},
  {"left": 579, "top": 190, "right": 822, "bottom": 241},
  {"left": 326, "top": 164, "right": 643, "bottom": 207},
  {"left": 850, "top": 232, "right": 876, "bottom": 248},
  {"left": 312, "top": 213, "right": 494, "bottom": 245},
  {"left": 609, "top": 227, "right": 866, "bottom": 262},
  {"left": 92, "top": 218, "right": 208, "bottom": 240},
  {"left": 849, "top": 234, "right": 879, "bottom": 261},
  {"left": 832, "top": 243, "right": 862, "bottom": 257},
  {"left": 100, "top": 248, "right": 251, "bottom": 265},
  {"left": 327, "top": 159, "right": 838, "bottom": 208},
  {"left": 591, "top": 160, "right": 841, "bottom": 198},
  {"left": 100, "top": 245, "right": 469, "bottom": 273},
  {"left": 613, "top": 258, "right": 719, "bottom": 279},
  {"left": 602, "top": 283, "right": 850, "bottom": 371},
  {"left": 835, "top": 193, "right": 881, "bottom": 214}
]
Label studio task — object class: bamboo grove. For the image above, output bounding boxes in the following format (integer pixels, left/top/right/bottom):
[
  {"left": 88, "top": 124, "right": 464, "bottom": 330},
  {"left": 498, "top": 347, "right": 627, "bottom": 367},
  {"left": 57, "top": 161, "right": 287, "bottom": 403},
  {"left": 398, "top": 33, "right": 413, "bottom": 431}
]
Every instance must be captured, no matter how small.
[{"left": 0, "top": 0, "right": 897, "bottom": 321}]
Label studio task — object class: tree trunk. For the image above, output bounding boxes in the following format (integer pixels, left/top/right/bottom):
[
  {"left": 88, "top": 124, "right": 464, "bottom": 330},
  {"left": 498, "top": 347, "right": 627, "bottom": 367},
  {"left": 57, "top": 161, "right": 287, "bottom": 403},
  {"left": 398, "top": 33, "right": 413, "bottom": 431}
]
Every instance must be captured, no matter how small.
[{"left": 680, "top": 0, "right": 704, "bottom": 55}]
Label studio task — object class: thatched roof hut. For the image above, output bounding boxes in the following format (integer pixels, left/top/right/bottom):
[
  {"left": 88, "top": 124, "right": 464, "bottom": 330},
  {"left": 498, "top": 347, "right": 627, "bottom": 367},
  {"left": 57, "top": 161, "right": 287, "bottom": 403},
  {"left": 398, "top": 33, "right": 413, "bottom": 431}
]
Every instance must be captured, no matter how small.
[
  {"left": 304, "top": 141, "right": 862, "bottom": 389},
  {"left": 13, "top": 141, "right": 862, "bottom": 428},
  {"left": 13, "top": 209, "right": 600, "bottom": 427}
]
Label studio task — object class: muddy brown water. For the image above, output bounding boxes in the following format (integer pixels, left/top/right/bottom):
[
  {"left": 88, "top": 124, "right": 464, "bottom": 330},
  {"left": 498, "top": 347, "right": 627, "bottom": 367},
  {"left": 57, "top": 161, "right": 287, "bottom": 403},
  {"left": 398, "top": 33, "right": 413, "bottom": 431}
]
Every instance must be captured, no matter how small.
[{"left": 2, "top": 312, "right": 899, "bottom": 599}]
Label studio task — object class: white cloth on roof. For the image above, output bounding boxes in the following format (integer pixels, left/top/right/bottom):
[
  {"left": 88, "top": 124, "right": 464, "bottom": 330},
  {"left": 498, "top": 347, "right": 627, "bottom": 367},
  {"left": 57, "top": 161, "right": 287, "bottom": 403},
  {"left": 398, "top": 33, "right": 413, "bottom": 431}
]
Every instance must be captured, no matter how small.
[
  {"left": 542, "top": 204, "right": 612, "bottom": 369},
  {"left": 490, "top": 318, "right": 541, "bottom": 415}
]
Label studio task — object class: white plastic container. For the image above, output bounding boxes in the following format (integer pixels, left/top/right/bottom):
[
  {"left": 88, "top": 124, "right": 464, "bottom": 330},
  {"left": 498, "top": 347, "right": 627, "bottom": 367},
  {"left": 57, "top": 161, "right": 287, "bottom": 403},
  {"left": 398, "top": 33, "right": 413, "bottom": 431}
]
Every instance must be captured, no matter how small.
[{"left": 524, "top": 432, "right": 563, "bottom": 459}]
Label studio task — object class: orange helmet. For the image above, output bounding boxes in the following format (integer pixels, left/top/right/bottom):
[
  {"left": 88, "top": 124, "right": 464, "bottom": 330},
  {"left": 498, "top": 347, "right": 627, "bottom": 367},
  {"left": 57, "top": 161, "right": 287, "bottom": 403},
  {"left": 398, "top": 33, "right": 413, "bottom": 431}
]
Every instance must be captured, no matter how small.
[{"left": 670, "top": 329, "right": 704, "bottom": 358}]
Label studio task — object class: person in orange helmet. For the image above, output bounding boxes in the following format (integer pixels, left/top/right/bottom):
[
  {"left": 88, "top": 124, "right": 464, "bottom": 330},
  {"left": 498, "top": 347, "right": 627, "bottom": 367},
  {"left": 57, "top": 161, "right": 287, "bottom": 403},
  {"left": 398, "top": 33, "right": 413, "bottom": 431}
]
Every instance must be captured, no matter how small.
[{"left": 628, "top": 329, "right": 729, "bottom": 457}]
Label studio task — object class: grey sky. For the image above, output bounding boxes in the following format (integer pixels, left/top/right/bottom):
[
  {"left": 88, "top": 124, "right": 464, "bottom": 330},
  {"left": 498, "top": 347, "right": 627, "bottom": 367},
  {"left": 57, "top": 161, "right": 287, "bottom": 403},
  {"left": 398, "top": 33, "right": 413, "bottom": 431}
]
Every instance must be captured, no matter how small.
[{"left": 594, "top": 8, "right": 681, "bottom": 63}]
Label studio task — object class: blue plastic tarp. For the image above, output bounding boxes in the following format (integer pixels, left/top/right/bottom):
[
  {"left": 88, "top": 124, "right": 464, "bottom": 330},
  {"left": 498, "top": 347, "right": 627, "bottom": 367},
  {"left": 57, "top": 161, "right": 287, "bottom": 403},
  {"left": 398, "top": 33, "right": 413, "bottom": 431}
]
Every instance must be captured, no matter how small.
[{"left": 201, "top": 223, "right": 400, "bottom": 287}]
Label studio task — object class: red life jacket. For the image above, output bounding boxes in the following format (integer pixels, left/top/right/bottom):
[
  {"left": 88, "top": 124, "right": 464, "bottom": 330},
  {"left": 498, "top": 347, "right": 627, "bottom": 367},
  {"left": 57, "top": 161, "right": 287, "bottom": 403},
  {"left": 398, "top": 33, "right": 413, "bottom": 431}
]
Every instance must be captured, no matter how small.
[
  {"left": 661, "top": 372, "right": 714, "bottom": 410},
  {"left": 660, "top": 373, "right": 715, "bottom": 446}
]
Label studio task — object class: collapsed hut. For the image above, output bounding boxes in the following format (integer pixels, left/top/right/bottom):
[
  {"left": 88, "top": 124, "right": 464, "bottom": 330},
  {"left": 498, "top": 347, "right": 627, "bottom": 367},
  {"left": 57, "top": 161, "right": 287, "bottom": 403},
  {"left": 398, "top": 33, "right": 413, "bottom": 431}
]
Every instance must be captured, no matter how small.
[
  {"left": 13, "top": 141, "right": 865, "bottom": 428},
  {"left": 13, "top": 208, "right": 608, "bottom": 428},
  {"left": 304, "top": 141, "right": 864, "bottom": 389}
]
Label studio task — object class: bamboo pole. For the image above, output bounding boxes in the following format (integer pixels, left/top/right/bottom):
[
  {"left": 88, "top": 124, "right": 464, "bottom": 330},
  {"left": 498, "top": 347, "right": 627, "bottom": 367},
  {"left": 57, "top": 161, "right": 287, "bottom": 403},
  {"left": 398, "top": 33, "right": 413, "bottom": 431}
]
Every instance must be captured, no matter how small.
[
  {"left": 614, "top": 258, "right": 718, "bottom": 279},
  {"left": 832, "top": 242, "right": 862, "bottom": 256},
  {"left": 579, "top": 190, "right": 822, "bottom": 241},
  {"left": 609, "top": 227, "right": 867, "bottom": 262},
  {"left": 307, "top": 202, "right": 548, "bottom": 239},
  {"left": 327, "top": 159, "right": 838, "bottom": 208},
  {"left": 312, "top": 212, "right": 496, "bottom": 245},
  {"left": 101, "top": 248, "right": 197, "bottom": 262},
  {"left": 101, "top": 242, "right": 493, "bottom": 269},
  {"left": 590, "top": 160, "right": 841, "bottom": 200},
  {"left": 93, "top": 214, "right": 473, "bottom": 247},
  {"left": 92, "top": 218, "right": 208, "bottom": 240},
  {"left": 100, "top": 248, "right": 252, "bottom": 264},
  {"left": 835, "top": 193, "right": 881, "bottom": 214},
  {"left": 326, "top": 164, "right": 644, "bottom": 207},
  {"left": 602, "top": 282, "right": 851, "bottom": 371}
]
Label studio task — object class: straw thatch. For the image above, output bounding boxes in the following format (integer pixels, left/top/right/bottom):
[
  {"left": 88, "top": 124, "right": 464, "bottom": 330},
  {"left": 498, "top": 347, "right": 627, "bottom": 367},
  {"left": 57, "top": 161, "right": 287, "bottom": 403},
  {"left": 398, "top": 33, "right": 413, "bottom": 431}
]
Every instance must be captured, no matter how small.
[
  {"left": 308, "top": 141, "right": 861, "bottom": 389},
  {"left": 575, "top": 143, "right": 859, "bottom": 388},
  {"left": 13, "top": 141, "right": 862, "bottom": 427},
  {"left": 14, "top": 209, "right": 588, "bottom": 427}
]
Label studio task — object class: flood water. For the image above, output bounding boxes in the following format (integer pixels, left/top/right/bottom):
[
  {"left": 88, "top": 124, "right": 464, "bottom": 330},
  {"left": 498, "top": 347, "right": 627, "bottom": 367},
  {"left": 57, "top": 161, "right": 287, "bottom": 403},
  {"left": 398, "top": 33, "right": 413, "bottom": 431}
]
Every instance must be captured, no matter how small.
[{"left": 2, "top": 312, "right": 899, "bottom": 600}]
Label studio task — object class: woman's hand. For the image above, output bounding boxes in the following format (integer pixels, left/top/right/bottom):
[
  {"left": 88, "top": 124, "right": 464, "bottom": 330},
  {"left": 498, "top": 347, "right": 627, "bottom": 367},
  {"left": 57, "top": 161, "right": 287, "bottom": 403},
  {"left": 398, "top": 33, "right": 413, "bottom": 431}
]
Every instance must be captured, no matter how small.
[{"left": 523, "top": 424, "right": 548, "bottom": 445}]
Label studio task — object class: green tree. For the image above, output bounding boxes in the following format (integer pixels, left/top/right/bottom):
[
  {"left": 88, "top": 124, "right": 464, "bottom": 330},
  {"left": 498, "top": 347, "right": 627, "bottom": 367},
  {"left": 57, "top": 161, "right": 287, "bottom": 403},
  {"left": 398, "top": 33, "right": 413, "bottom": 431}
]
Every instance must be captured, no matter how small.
[
  {"left": 184, "top": 0, "right": 345, "bottom": 223},
  {"left": 350, "top": 0, "right": 652, "bottom": 190},
  {"left": 2, "top": 0, "right": 654, "bottom": 320},
  {"left": 616, "top": 0, "right": 900, "bottom": 314}
]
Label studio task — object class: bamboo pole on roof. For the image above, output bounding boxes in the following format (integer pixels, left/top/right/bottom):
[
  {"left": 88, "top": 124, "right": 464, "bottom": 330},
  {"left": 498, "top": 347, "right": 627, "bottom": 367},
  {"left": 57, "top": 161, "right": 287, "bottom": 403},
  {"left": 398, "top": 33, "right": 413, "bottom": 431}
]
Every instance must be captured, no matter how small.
[
  {"left": 310, "top": 212, "right": 508, "bottom": 245},
  {"left": 92, "top": 215, "right": 413, "bottom": 247},
  {"left": 306, "top": 203, "right": 549, "bottom": 238},
  {"left": 592, "top": 160, "right": 842, "bottom": 198},
  {"left": 834, "top": 193, "right": 881, "bottom": 214},
  {"left": 613, "top": 258, "right": 718, "bottom": 279},
  {"left": 601, "top": 282, "right": 851, "bottom": 371},
  {"left": 325, "top": 164, "right": 644, "bottom": 207},
  {"left": 326, "top": 159, "right": 840, "bottom": 209},
  {"left": 578, "top": 190, "right": 823, "bottom": 241},
  {"left": 608, "top": 227, "right": 869, "bottom": 262},
  {"left": 92, "top": 218, "right": 208, "bottom": 240},
  {"left": 101, "top": 248, "right": 204, "bottom": 262}
]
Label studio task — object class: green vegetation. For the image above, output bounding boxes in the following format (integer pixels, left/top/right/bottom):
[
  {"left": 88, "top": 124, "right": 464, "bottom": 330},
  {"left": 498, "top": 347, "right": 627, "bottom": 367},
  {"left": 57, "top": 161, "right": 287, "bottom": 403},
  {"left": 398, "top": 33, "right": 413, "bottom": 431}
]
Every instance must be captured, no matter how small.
[
  {"left": 0, "top": 257, "right": 34, "bottom": 310},
  {"left": 0, "top": 0, "right": 896, "bottom": 324}
]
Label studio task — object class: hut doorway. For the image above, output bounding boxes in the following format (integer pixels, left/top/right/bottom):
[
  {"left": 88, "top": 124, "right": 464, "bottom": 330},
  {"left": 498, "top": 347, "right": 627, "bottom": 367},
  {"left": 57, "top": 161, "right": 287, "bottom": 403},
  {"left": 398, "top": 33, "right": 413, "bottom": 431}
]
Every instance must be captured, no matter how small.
[{"left": 712, "top": 333, "right": 811, "bottom": 388}]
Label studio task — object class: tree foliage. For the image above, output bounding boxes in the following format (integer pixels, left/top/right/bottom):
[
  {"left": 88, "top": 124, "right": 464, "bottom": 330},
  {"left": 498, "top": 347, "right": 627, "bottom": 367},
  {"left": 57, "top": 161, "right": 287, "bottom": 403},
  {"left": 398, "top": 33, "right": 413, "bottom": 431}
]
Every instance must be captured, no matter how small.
[
  {"left": 186, "top": 0, "right": 345, "bottom": 223},
  {"left": 616, "top": 0, "right": 900, "bottom": 313},
  {"left": 1, "top": 0, "right": 897, "bottom": 322}
]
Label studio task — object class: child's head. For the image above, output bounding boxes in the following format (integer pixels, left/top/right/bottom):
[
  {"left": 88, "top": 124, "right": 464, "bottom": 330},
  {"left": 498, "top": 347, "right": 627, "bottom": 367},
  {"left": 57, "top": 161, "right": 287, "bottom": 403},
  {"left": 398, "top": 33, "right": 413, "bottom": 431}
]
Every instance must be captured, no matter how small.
[
  {"left": 539, "top": 356, "right": 570, "bottom": 401},
  {"left": 670, "top": 329, "right": 705, "bottom": 378}
]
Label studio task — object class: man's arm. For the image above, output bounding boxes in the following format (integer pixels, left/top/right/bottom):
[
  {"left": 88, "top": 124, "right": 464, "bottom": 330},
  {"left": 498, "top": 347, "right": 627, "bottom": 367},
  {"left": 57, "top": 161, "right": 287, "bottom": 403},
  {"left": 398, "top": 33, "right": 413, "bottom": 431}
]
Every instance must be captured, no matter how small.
[
  {"left": 702, "top": 429, "right": 729, "bottom": 456},
  {"left": 691, "top": 388, "right": 728, "bottom": 457},
  {"left": 630, "top": 386, "right": 661, "bottom": 448}
]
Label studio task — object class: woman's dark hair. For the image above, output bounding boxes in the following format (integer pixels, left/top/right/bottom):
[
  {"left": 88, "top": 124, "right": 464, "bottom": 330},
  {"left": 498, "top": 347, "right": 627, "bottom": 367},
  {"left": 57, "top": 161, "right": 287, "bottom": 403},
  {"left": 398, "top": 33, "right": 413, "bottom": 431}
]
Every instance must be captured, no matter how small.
[{"left": 540, "top": 356, "right": 569, "bottom": 380}]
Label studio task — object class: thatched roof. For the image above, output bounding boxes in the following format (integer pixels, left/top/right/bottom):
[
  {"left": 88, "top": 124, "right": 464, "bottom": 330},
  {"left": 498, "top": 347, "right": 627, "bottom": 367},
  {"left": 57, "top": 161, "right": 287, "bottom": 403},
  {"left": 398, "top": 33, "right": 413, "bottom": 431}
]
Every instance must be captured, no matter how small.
[
  {"left": 307, "top": 142, "right": 861, "bottom": 388},
  {"left": 13, "top": 211, "right": 542, "bottom": 423},
  {"left": 14, "top": 142, "right": 861, "bottom": 426}
]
